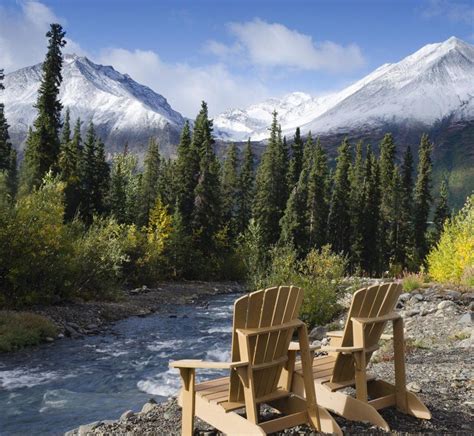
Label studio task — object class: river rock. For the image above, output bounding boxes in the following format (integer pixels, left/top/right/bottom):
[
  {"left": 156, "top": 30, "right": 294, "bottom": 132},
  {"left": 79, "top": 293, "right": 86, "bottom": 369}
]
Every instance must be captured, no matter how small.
[
  {"left": 461, "top": 293, "right": 474, "bottom": 302},
  {"left": 67, "top": 322, "right": 81, "bottom": 330},
  {"left": 86, "top": 323, "right": 99, "bottom": 330},
  {"left": 120, "top": 410, "right": 135, "bottom": 421},
  {"left": 438, "top": 300, "right": 456, "bottom": 311},
  {"left": 413, "top": 293, "right": 424, "bottom": 301},
  {"left": 141, "top": 401, "right": 158, "bottom": 414},
  {"left": 407, "top": 382, "right": 421, "bottom": 393},
  {"left": 399, "top": 293, "right": 411, "bottom": 302},
  {"left": 45, "top": 337, "right": 54, "bottom": 343},
  {"left": 65, "top": 324, "right": 80, "bottom": 338},
  {"left": 405, "top": 309, "right": 420, "bottom": 317},
  {"left": 458, "top": 313, "right": 473, "bottom": 326},
  {"left": 309, "top": 326, "right": 327, "bottom": 341},
  {"left": 445, "top": 290, "right": 462, "bottom": 300}
]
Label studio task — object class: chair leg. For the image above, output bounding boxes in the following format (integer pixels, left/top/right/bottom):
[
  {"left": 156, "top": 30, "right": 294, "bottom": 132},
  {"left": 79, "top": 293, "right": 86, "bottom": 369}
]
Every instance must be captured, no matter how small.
[{"left": 179, "top": 368, "right": 195, "bottom": 436}]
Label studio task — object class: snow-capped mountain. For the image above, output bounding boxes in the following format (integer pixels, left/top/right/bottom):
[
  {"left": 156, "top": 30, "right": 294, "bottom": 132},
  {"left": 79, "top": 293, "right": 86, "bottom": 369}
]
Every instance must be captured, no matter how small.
[
  {"left": 3, "top": 54, "right": 185, "bottom": 157},
  {"left": 214, "top": 37, "right": 474, "bottom": 141}
]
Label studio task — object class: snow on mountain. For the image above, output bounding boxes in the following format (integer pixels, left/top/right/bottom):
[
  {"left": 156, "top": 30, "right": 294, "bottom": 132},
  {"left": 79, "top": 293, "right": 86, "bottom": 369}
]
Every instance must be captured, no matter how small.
[
  {"left": 214, "top": 37, "right": 474, "bottom": 141},
  {"left": 3, "top": 54, "right": 185, "bottom": 156}
]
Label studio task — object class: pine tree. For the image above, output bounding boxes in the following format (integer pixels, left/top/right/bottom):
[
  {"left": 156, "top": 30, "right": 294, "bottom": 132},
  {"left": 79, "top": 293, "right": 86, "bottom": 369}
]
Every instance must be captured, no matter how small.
[
  {"left": 433, "top": 179, "right": 450, "bottom": 244},
  {"left": 361, "top": 145, "right": 381, "bottom": 274},
  {"left": 287, "top": 127, "right": 304, "bottom": 189},
  {"left": 167, "top": 206, "right": 194, "bottom": 278},
  {"left": 378, "top": 133, "right": 397, "bottom": 268},
  {"left": 59, "top": 115, "right": 82, "bottom": 220},
  {"left": 175, "top": 121, "right": 198, "bottom": 231},
  {"left": 413, "top": 134, "right": 433, "bottom": 265},
  {"left": 306, "top": 136, "right": 330, "bottom": 250},
  {"left": 389, "top": 167, "right": 404, "bottom": 267},
  {"left": 138, "top": 138, "right": 161, "bottom": 226},
  {"left": 236, "top": 139, "right": 255, "bottom": 235},
  {"left": 221, "top": 143, "right": 239, "bottom": 238},
  {"left": 327, "top": 138, "right": 352, "bottom": 254},
  {"left": 156, "top": 158, "right": 176, "bottom": 209},
  {"left": 253, "top": 111, "right": 288, "bottom": 247},
  {"left": 398, "top": 145, "right": 414, "bottom": 269},
  {"left": 21, "top": 24, "right": 66, "bottom": 191},
  {"left": 0, "top": 69, "right": 17, "bottom": 198},
  {"left": 349, "top": 141, "right": 365, "bottom": 270}
]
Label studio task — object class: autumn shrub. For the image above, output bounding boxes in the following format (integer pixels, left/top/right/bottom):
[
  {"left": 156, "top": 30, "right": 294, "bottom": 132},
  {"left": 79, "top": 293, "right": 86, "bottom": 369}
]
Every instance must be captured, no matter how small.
[
  {"left": 428, "top": 195, "right": 474, "bottom": 286},
  {"left": 0, "top": 311, "right": 57, "bottom": 352},
  {"left": 0, "top": 176, "right": 73, "bottom": 307},
  {"left": 402, "top": 272, "right": 425, "bottom": 292},
  {"left": 260, "top": 244, "right": 347, "bottom": 327}
]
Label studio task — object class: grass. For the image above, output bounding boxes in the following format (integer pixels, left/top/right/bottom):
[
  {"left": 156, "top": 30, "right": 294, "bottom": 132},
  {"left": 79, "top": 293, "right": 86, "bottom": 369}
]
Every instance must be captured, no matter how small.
[
  {"left": 0, "top": 311, "right": 57, "bottom": 352},
  {"left": 402, "top": 272, "right": 425, "bottom": 292},
  {"left": 449, "top": 331, "right": 471, "bottom": 341}
]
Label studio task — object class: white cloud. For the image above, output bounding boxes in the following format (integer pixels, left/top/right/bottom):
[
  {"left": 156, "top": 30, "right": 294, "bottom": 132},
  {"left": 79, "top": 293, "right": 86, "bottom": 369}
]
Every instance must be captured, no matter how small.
[
  {"left": 0, "top": 1, "right": 84, "bottom": 72},
  {"left": 98, "top": 48, "right": 268, "bottom": 117},
  {"left": 208, "top": 18, "right": 365, "bottom": 72},
  {"left": 421, "top": 0, "right": 474, "bottom": 25}
]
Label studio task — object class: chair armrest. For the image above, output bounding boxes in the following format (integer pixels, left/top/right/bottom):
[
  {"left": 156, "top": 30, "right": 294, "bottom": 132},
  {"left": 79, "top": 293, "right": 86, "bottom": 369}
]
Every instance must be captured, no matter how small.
[
  {"left": 170, "top": 359, "right": 248, "bottom": 370},
  {"left": 327, "top": 330, "right": 343, "bottom": 338},
  {"left": 288, "top": 341, "right": 321, "bottom": 351}
]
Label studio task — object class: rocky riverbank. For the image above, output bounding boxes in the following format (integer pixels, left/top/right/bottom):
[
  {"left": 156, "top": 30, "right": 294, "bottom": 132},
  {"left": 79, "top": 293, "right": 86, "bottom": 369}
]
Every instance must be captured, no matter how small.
[
  {"left": 28, "top": 281, "right": 244, "bottom": 342},
  {"left": 69, "top": 284, "right": 473, "bottom": 435}
]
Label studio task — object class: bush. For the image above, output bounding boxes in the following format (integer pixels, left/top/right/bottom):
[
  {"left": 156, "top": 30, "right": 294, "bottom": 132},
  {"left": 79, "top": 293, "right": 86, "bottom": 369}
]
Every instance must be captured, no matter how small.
[
  {"left": 0, "top": 311, "right": 57, "bottom": 352},
  {"left": 259, "top": 244, "right": 347, "bottom": 327},
  {"left": 428, "top": 195, "right": 474, "bottom": 286}
]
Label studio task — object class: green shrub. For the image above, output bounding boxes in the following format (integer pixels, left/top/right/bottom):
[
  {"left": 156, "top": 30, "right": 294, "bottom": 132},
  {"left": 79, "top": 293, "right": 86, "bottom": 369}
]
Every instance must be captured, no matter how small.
[
  {"left": 428, "top": 195, "right": 474, "bottom": 285},
  {"left": 259, "top": 244, "right": 347, "bottom": 327},
  {"left": 0, "top": 311, "right": 57, "bottom": 352}
]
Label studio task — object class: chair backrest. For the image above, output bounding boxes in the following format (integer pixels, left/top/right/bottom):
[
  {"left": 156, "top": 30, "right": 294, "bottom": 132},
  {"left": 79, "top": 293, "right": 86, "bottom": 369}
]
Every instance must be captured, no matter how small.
[
  {"left": 331, "top": 282, "right": 402, "bottom": 383},
  {"left": 229, "top": 285, "right": 304, "bottom": 402}
]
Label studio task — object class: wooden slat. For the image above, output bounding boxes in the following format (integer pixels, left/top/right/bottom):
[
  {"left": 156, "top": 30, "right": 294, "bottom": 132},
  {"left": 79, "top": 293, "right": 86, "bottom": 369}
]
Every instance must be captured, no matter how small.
[
  {"left": 369, "top": 394, "right": 396, "bottom": 410},
  {"left": 259, "top": 411, "right": 308, "bottom": 434}
]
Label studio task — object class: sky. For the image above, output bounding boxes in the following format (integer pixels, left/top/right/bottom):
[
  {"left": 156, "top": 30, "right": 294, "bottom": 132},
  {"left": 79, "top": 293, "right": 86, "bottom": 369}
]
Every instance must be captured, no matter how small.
[{"left": 0, "top": 0, "right": 473, "bottom": 117}]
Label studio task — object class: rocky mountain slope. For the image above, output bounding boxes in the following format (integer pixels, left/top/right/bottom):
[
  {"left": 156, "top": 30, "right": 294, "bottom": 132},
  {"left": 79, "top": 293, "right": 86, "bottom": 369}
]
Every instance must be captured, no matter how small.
[{"left": 3, "top": 54, "right": 185, "bottom": 158}]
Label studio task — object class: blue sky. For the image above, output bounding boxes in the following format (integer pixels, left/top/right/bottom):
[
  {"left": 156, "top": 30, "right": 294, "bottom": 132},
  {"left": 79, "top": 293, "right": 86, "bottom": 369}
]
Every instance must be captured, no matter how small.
[{"left": 1, "top": 0, "right": 473, "bottom": 116}]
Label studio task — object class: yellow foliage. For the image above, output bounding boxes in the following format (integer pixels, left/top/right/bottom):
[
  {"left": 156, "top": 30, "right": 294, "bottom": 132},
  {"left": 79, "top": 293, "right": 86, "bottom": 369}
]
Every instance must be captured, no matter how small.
[
  {"left": 146, "top": 198, "right": 173, "bottom": 254},
  {"left": 428, "top": 195, "right": 474, "bottom": 285}
]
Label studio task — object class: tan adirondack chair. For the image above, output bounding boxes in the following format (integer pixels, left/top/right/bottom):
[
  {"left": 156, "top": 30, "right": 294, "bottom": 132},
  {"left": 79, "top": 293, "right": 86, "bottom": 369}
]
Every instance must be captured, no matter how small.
[
  {"left": 170, "top": 286, "right": 342, "bottom": 435},
  {"left": 289, "top": 282, "right": 431, "bottom": 431}
]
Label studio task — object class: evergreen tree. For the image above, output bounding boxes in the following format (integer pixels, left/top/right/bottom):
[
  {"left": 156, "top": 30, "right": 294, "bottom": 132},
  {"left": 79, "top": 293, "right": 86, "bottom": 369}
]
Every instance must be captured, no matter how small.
[
  {"left": 175, "top": 121, "right": 198, "bottom": 231},
  {"left": 0, "top": 69, "right": 17, "bottom": 197},
  {"left": 413, "top": 134, "right": 433, "bottom": 264},
  {"left": 287, "top": 127, "right": 304, "bottom": 189},
  {"left": 138, "top": 138, "right": 161, "bottom": 226},
  {"left": 157, "top": 158, "right": 176, "bottom": 209},
  {"left": 327, "top": 138, "right": 352, "bottom": 254},
  {"left": 378, "top": 133, "right": 397, "bottom": 268},
  {"left": 349, "top": 141, "right": 365, "bottom": 270},
  {"left": 433, "top": 179, "right": 450, "bottom": 244},
  {"left": 361, "top": 145, "right": 381, "bottom": 274},
  {"left": 167, "top": 206, "right": 194, "bottom": 278},
  {"left": 221, "top": 143, "right": 239, "bottom": 238},
  {"left": 398, "top": 145, "right": 414, "bottom": 268},
  {"left": 59, "top": 116, "right": 82, "bottom": 220},
  {"left": 21, "top": 24, "right": 66, "bottom": 191},
  {"left": 253, "top": 111, "right": 288, "bottom": 247},
  {"left": 389, "top": 167, "right": 404, "bottom": 267},
  {"left": 236, "top": 139, "right": 255, "bottom": 235}
]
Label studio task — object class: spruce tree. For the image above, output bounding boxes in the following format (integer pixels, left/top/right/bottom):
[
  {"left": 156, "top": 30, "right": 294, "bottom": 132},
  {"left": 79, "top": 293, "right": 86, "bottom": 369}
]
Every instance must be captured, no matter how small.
[
  {"left": 413, "top": 134, "right": 433, "bottom": 264},
  {"left": 389, "top": 167, "right": 404, "bottom": 267},
  {"left": 287, "top": 127, "right": 304, "bottom": 189},
  {"left": 138, "top": 138, "right": 161, "bottom": 226},
  {"left": 253, "top": 111, "right": 288, "bottom": 247},
  {"left": 175, "top": 121, "right": 198, "bottom": 232},
  {"left": 236, "top": 139, "right": 255, "bottom": 235},
  {"left": 361, "top": 145, "right": 381, "bottom": 275},
  {"left": 433, "top": 179, "right": 450, "bottom": 244},
  {"left": 221, "top": 143, "right": 239, "bottom": 238},
  {"left": 398, "top": 145, "right": 414, "bottom": 269},
  {"left": 378, "top": 133, "right": 397, "bottom": 268},
  {"left": 327, "top": 138, "right": 352, "bottom": 255},
  {"left": 21, "top": 24, "right": 66, "bottom": 191},
  {"left": 157, "top": 158, "right": 176, "bottom": 209},
  {"left": 59, "top": 115, "right": 82, "bottom": 220},
  {"left": 349, "top": 141, "right": 365, "bottom": 270},
  {"left": 0, "top": 69, "right": 17, "bottom": 198}
]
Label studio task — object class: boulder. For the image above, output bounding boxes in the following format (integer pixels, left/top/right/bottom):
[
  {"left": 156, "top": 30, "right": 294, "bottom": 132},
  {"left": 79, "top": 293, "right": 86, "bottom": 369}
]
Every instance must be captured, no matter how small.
[
  {"left": 399, "top": 293, "right": 411, "bottom": 302},
  {"left": 65, "top": 325, "right": 80, "bottom": 338},
  {"left": 458, "top": 313, "right": 473, "bottom": 326},
  {"left": 413, "top": 293, "right": 424, "bottom": 301},
  {"left": 309, "top": 326, "right": 327, "bottom": 341},
  {"left": 444, "top": 290, "right": 462, "bottom": 300},
  {"left": 141, "top": 402, "right": 158, "bottom": 414},
  {"left": 120, "top": 410, "right": 135, "bottom": 421},
  {"left": 437, "top": 300, "right": 456, "bottom": 311}
]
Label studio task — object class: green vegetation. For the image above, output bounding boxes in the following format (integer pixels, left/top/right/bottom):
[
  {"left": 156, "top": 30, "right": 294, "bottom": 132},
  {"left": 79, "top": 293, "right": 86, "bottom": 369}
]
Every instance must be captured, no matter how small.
[
  {"left": 401, "top": 272, "right": 425, "bottom": 292},
  {"left": 0, "top": 312, "right": 57, "bottom": 352},
  {"left": 428, "top": 195, "right": 474, "bottom": 286}
]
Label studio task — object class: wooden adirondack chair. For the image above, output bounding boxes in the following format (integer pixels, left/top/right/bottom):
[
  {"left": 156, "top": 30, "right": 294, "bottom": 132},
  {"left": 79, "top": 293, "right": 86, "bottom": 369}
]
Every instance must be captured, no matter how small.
[
  {"left": 289, "top": 282, "right": 431, "bottom": 431},
  {"left": 170, "top": 285, "right": 342, "bottom": 435}
]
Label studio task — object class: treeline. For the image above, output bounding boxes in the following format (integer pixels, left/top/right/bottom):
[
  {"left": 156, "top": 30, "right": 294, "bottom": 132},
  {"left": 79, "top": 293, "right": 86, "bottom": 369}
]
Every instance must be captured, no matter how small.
[{"left": 0, "top": 24, "right": 452, "bottom": 307}]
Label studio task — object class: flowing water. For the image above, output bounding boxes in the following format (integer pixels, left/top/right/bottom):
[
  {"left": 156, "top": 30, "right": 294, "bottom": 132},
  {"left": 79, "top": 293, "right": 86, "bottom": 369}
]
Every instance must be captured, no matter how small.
[{"left": 0, "top": 293, "right": 237, "bottom": 435}]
